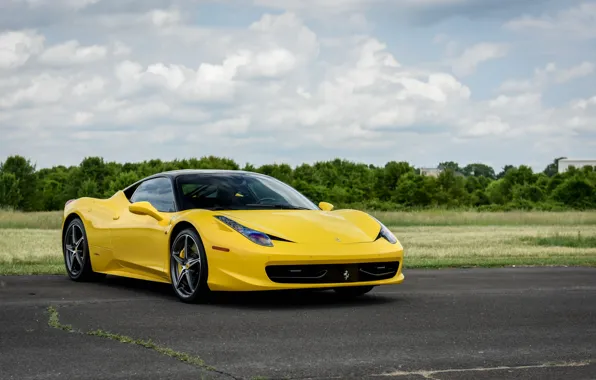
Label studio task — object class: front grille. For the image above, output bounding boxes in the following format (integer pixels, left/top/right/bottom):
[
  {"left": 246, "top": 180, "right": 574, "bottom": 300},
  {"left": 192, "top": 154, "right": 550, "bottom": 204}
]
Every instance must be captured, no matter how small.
[{"left": 265, "top": 261, "right": 399, "bottom": 284}]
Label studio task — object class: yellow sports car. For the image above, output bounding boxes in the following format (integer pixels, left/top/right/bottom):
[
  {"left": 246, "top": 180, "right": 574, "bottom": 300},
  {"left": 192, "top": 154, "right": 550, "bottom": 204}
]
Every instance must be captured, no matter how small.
[{"left": 62, "top": 170, "right": 405, "bottom": 302}]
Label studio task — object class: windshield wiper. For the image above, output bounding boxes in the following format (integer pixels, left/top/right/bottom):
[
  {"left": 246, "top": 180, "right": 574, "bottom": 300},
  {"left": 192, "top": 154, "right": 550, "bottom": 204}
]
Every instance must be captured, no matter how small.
[{"left": 245, "top": 204, "right": 311, "bottom": 210}]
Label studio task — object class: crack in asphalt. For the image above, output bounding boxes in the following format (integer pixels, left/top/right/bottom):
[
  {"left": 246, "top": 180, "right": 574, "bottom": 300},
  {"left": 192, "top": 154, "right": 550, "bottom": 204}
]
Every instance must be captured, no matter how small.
[
  {"left": 46, "top": 305, "right": 245, "bottom": 380},
  {"left": 374, "top": 360, "right": 594, "bottom": 379}
]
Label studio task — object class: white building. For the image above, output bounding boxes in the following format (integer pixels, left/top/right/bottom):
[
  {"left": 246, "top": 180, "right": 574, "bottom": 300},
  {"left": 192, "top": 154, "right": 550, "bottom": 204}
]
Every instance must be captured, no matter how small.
[
  {"left": 558, "top": 159, "right": 596, "bottom": 173},
  {"left": 419, "top": 167, "right": 443, "bottom": 177}
]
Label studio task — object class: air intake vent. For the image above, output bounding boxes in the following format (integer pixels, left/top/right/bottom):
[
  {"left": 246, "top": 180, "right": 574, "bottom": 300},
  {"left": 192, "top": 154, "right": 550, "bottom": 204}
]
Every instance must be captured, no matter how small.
[{"left": 265, "top": 261, "right": 399, "bottom": 284}]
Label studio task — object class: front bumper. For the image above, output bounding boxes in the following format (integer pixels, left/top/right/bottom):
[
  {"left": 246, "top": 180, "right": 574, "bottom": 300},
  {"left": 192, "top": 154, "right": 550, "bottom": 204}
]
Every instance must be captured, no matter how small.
[{"left": 205, "top": 238, "right": 405, "bottom": 291}]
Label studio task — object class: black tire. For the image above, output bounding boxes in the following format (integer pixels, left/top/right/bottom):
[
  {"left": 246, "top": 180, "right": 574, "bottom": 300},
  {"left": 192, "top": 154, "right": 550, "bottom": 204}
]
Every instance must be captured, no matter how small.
[
  {"left": 333, "top": 285, "right": 375, "bottom": 298},
  {"left": 169, "top": 228, "right": 211, "bottom": 303},
  {"left": 62, "top": 218, "right": 105, "bottom": 282}
]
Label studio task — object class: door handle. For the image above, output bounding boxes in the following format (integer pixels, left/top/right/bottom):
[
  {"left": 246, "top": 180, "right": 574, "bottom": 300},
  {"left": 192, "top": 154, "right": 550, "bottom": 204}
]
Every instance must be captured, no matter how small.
[{"left": 113, "top": 215, "right": 120, "bottom": 220}]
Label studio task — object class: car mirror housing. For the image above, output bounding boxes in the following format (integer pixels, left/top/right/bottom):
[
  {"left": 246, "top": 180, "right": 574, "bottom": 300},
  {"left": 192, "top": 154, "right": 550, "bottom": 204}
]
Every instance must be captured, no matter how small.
[
  {"left": 319, "top": 202, "right": 334, "bottom": 211},
  {"left": 129, "top": 201, "right": 164, "bottom": 221}
]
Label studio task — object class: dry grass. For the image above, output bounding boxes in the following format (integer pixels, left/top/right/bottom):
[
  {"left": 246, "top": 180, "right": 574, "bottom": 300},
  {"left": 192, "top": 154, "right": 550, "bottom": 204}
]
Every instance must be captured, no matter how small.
[
  {"left": 398, "top": 225, "right": 596, "bottom": 268},
  {"left": 0, "top": 210, "right": 62, "bottom": 230},
  {"left": 1, "top": 224, "right": 595, "bottom": 275},
  {"left": 0, "top": 229, "right": 64, "bottom": 274},
  {"left": 373, "top": 210, "right": 596, "bottom": 227}
]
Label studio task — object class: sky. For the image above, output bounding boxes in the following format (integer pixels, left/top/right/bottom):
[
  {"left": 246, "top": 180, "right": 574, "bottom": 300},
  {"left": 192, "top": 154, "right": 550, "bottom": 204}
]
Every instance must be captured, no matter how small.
[{"left": 1, "top": 0, "right": 595, "bottom": 172}]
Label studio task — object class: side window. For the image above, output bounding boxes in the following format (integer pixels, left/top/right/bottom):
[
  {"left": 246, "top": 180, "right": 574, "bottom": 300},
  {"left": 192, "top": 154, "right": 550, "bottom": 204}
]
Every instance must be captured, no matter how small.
[{"left": 130, "top": 178, "right": 176, "bottom": 212}]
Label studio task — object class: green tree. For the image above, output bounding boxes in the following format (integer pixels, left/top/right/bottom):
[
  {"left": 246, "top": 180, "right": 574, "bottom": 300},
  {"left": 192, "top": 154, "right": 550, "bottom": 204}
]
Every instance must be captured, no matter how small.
[
  {"left": 552, "top": 176, "right": 595, "bottom": 209},
  {"left": 0, "top": 172, "right": 22, "bottom": 209},
  {"left": 376, "top": 161, "right": 414, "bottom": 201},
  {"left": 543, "top": 157, "right": 567, "bottom": 177},
  {"left": 0, "top": 155, "right": 38, "bottom": 211},
  {"left": 78, "top": 179, "right": 100, "bottom": 198},
  {"left": 497, "top": 165, "right": 515, "bottom": 179},
  {"left": 436, "top": 169, "right": 468, "bottom": 206},
  {"left": 438, "top": 161, "right": 461, "bottom": 173},
  {"left": 2, "top": 154, "right": 595, "bottom": 211},
  {"left": 462, "top": 163, "right": 496, "bottom": 179}
]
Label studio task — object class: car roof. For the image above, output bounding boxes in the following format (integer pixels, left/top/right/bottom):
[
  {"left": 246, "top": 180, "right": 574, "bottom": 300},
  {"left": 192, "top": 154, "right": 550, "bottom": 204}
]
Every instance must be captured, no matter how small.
[
  {"left": 154, "top": 169, "right": 261, "bottom": 179},
  {"left": 124, "top": 169, "right": 269, "bottom": 192}
]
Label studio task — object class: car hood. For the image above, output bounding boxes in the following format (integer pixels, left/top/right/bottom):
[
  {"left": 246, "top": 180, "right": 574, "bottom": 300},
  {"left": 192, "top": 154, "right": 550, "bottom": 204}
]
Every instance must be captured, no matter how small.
[{"left": 214, "top": 209, "right": 381, "bottom": 244}]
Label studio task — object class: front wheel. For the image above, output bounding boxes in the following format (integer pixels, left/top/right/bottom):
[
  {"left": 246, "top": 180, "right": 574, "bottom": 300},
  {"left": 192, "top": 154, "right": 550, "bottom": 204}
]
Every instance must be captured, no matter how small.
[
  {"left": 333, "top": 285, "right": 375, "bottom": 298},
  {"left": 62, "top": 218, "right": 105, "bottom": 282},
  {"left": 169, "top": 228, "right": 211, "bottom": 303}
]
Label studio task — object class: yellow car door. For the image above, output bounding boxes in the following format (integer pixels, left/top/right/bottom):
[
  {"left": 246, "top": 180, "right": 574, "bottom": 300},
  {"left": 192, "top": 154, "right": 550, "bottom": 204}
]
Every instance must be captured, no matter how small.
[{"left": 109, "top": 176, "right": 176, "bottom": 283}]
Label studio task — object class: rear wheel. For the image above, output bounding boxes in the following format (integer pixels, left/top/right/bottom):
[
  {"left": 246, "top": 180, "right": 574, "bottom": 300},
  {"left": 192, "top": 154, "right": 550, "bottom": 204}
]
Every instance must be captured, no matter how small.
[
  {"left": 333, "top": 285, "right": 375, "bottom": 298},
  {"left": 62, "top": 218, "right": 105, "bottom": 282},
  {"left": 169, "top": 228, "right": 211, "bottom": 303}
]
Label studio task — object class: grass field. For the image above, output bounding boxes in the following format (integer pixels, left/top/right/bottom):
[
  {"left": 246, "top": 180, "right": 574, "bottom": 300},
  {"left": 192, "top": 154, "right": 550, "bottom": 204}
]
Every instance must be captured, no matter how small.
[{"left": 1, "top": 210, "right": 596, "bottom": 275}]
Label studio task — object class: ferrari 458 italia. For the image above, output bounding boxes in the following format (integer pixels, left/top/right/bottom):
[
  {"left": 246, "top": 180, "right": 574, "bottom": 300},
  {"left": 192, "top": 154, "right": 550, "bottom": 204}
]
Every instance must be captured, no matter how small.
[{"left": 62, "top": 170, "right": 405, "bottom": 302}]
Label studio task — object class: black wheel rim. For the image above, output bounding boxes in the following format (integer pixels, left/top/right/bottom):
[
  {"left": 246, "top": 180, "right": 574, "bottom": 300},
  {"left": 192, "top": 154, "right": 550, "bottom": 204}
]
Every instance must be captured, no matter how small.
[
  {"left": 64, "top": 224, "right": 85, "bottom": 276},
  {"left": 170, "top": 233, "right": 202, "bottom": 297}
]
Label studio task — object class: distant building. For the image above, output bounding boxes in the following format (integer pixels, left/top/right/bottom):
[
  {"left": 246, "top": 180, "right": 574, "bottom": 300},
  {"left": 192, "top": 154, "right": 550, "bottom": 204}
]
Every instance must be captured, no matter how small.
[
  {"left": 419, "top": 167, "right": 443, "bottom": 177},
  {"left": 558, "top": 159, "right": 596, "bottom": 173}
]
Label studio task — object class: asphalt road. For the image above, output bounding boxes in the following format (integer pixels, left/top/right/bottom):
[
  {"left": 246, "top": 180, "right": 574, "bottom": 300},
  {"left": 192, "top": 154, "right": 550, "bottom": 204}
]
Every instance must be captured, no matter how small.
[{"left": 1, "top": 267, "right": 595, "bottom": 380}]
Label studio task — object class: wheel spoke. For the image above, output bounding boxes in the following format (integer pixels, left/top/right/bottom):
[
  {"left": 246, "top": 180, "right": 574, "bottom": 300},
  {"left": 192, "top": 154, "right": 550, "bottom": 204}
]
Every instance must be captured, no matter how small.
[
  {"left": 186, "top": 257, "right": 201, "bottom": 268},
  {"left": 172, "top": 253, "right": 184, "bottom": 265},
  {"left": 175, "top": 268, "right": 187, "bottom": 289},
  {"left": 185, "top": 270, "right": 194, "bottom": 291},
  {"left": 74, "top": 237, "right": 84, "bottom": 250},
  {"left": 67, "top": 250, "right": 75, "bottom": 271},
  {"left": 73, "top": 251, "right": 83, "bottom": 267},
  {"left": 184, "top": 236, "right": 189, "bottom": 259}
]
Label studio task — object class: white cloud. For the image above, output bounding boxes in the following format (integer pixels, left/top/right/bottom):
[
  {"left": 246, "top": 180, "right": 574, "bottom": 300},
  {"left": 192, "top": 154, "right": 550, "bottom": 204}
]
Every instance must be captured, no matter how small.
[
  {"left": 489, "top": 93, "right": 542, "bottom": 109},
  {"left": 73, "top": 111, "right": 94, "bottom": 125},
  {"left": 450, "top": 42, "right": 509, "bottom": 77},
  {"left": 202, "top": 115, "right": 252, "bottom": 136},
  {"left": 555, "top": 61, "right": 594, "bottom": 83},
  {"left": 112, "top": 41, "right": 131, "bottom": 56},
  {"left": 498, "top": 79, "right": 534, "bottom": 93},
  {"left": 149, "top": 8, "right": 182, "bottom": 28},
  {"left": 0, "top": 73, "right": 68, "bottom": 108},
  {"left": 253, "top": 0, "right": 377, "bottom": 13},
  {"left": 253, "top": 0, "right": 468, "bottom": 14},
  {"left": 572, "top": 96, "right": 596, "bottom": 110},
  {"left": 16, "top": 0, "right": 100, "bottom": 9},
  {"left": 0, "top": 30, "right": 44, "bottom": 69},
  {"left": 239, "top": 49, "right": 297, "bottom": 78},
  {"left": 499, "top": 61, "right": 595, "bottom": 93},
  {"left": 463, "top": 115, "right": 510, "bottom": 137},
  {"left": 115, "top": 101, "right": 171, "bottom": 124},
  {"left": 39, "top": 40, "right": 107, "bottom": 65},
  {"left": 72, "top": 76, "right": 106, "bottom": 97},
  {"left": 565, "top": 94, "right": 596, "bottom": 134},
  {"left": 146, "top": 63, "right": 187, "bottom": 90},
  {"left": 0, "top": 4, "right": 594, "bottom": 170},
  {"left": 249, "top": 12, "right": 319, "bottom": 60},
  {"left": 505, "top": 2, "right": 596, "bottom": 39}
]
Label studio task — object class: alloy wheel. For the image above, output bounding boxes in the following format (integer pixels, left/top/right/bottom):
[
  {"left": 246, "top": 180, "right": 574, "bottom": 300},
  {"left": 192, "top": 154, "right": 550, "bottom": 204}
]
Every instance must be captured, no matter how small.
[
  {"left": 170, "top": 233, "right": 202, "bottom": 297},
  {"left": 64, "top": 223, "right": 85, "bottom": 276}
]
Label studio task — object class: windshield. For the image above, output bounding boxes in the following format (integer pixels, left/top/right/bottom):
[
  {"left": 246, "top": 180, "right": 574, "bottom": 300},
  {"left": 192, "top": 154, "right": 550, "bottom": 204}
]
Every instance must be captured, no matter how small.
[{"left": 175, "top": 173, "right": 319, "bottom": 211}]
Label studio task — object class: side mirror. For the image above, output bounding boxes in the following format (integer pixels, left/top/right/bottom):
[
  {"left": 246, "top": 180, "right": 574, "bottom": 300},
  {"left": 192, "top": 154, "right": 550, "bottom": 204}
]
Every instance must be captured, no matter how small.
[
  {"left": 129, "top": 201, "right": 164, "bottom": 221},
  {"left": 319, "top": 201, "right": 334, "bottom": 211}
]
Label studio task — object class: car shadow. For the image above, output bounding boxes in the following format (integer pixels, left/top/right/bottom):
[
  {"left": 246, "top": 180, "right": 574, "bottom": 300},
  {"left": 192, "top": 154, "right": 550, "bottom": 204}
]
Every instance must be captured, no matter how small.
[
  {"left": 210, "top": 289, "right": 397, "bottom": 310},
  {"left": 97, "top": 276, "right": 398, "bottom": 309},
  {"left": 98, "top": 275, "right": 174, "bottom": 299}
]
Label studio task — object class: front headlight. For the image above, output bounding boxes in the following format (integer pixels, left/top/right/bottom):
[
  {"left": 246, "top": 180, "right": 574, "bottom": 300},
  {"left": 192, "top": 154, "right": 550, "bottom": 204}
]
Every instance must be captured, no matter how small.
[
  {"left": 379, "top": 223, "right": 398, "bottom": 244},
  {"left": 214, "top": 215, "right": 273, "bottom": 247}
]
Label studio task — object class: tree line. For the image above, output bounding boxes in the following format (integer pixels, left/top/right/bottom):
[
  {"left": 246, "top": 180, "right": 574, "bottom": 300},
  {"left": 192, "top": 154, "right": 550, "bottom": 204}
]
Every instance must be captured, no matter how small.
[{"left": 0, "top": 155, "right": 594, "bottom": 212}]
